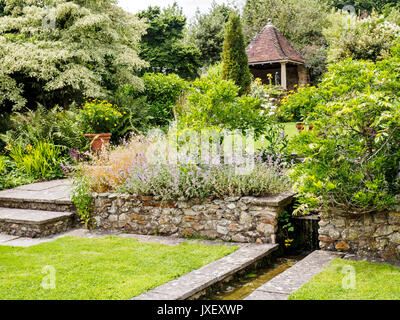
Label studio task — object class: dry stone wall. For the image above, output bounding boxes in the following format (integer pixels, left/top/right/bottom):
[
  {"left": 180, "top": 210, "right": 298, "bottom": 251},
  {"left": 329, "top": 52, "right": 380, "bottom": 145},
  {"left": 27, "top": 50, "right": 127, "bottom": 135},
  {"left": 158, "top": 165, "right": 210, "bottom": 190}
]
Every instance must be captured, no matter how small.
[
  {"left": 319, "top": 209, "right": 400, "bottom": 261},
  {"left": 91, "top": 192, "right": 295, "bottom": 243}
]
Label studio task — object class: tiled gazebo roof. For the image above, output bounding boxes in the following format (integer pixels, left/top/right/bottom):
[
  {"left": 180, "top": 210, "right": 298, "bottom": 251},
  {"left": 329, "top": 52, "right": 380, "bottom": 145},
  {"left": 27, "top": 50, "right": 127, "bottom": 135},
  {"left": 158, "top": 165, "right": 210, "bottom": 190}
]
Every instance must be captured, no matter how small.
[{"left": 246, "top": 22, "right": 305, "bottom": 65}]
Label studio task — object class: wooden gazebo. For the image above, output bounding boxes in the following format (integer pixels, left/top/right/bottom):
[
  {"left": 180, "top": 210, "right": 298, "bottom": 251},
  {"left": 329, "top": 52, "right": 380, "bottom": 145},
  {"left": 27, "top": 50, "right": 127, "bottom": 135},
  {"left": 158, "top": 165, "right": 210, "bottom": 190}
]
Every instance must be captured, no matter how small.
[{"left": 246, "top": 22, "right": 309, "bottom": 90}]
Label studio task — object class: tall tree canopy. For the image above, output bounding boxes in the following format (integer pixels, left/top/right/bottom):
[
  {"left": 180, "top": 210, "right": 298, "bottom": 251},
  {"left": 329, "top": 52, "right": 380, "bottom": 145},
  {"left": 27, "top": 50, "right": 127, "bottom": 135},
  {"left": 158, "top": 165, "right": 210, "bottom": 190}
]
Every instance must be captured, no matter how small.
[
  {"left": 221, "top": 13, "right": 251, "bottom": 96},
  {"left": 242, "top": 0, "right": 330, "bottom": 83},
  {"left": 137, "top": 3, "right": 201, "bottom": 80},
  {"left": 322, "top": 0, "right": 400, "bottom": 13},
  {"left": 187, "top": 1, "right": 234, "bottom": 67},
  {"left": 0, "top": 0, "right": 147, "bottom": 111}
]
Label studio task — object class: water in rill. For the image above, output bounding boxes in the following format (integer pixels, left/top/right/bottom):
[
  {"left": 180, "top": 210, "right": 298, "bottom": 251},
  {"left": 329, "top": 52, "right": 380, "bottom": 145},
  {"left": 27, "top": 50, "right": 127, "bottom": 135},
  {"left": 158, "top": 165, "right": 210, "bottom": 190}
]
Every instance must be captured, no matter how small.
[{"left": 208, "top": 255, "right": 306, "bottom": 300}]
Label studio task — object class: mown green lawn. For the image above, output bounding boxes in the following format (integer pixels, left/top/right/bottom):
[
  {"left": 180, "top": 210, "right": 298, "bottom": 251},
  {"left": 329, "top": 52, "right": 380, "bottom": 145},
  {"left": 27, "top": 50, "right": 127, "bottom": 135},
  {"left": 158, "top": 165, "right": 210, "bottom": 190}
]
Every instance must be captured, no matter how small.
[
  {"left": 0, "top": 236, "right": 237, "bottom": 300},
  {"left": 289, "top": 259, "right": 400, "bottom": 300}
]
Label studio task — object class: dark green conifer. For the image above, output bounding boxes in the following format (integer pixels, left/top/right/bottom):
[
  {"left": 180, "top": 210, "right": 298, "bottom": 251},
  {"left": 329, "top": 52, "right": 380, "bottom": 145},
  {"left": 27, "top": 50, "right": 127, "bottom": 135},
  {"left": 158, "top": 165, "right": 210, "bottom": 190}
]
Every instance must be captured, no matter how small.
[{"left": 221, "top": 13, "right": 251, "bottom": 96}]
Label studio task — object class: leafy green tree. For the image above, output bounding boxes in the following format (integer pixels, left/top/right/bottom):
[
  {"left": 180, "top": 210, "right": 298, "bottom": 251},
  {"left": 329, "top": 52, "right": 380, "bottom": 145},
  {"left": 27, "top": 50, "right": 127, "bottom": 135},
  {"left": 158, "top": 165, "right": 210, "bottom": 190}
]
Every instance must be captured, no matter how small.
[
  {"left": 0, "top": 0, "right": 5, "bottom": 17},
  {"left": 0, "top": 0, "right": 147, "bottom": 111},
  {"left": 221, "top": 13, "right": 251, "bottom": 96},
  {"left": 288, "top": 43, "right": 400, "bottom": 215},
  {"left": 177, "top": 65, "right": 268, "bottom": 137},
  {"left": 187, "top": 1, "right": 234, "bottom": 66},
  {"left": 322, "top": 0, "right": 400, "bottom": 13},
  {"left": 242, "top": 0, "right": 330, "bottom": 83},
  {"left": 137, "top": 3, "right": 201, "bottom": 80}
]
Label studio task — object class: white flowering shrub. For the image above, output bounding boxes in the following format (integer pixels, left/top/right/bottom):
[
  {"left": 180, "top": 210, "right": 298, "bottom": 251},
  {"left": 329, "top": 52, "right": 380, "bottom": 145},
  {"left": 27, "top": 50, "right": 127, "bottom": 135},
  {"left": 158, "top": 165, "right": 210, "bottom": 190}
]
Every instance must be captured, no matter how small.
[
  {"left": 0, "top": 0, "right": 148, "bottom": 110},
  {"left": 323, "top": 10, "right": 400, "bottom": 62}
]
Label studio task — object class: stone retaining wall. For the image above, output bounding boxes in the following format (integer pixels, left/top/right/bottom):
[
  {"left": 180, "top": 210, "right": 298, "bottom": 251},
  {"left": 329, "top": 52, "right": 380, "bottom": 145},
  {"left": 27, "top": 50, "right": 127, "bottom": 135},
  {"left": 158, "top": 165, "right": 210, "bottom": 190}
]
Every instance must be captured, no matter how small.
[
  {"left": 319, "top": 209, "right": 400, "bottom": 261},
  {"left": 0, "top": 216, "right": 76, "bottom": 238},
  {"left": 92, "top": 192, "right": 295, "bottom": 243}
]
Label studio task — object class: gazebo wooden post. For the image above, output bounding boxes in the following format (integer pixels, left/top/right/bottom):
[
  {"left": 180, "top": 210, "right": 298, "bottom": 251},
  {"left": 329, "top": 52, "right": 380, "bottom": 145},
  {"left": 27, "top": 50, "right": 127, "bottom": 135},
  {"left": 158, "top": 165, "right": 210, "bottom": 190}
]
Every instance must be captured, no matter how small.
[{"left": 280, "top": 62, "right": 287, "bottom": 90}]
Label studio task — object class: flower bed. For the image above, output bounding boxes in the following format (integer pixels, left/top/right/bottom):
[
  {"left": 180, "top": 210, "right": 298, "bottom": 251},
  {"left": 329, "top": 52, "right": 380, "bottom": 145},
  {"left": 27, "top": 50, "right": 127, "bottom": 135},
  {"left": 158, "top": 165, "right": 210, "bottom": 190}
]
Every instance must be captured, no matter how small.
[{"left": 73, "top": 136, "right": 294, "bottom": 242}]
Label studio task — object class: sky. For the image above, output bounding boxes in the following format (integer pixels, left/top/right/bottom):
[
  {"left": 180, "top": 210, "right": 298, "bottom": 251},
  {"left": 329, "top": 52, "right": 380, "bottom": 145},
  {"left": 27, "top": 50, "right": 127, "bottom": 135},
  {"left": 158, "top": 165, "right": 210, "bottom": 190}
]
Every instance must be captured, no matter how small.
[{"left": 118, "top": 0, "right": 245, "bottom": 20}]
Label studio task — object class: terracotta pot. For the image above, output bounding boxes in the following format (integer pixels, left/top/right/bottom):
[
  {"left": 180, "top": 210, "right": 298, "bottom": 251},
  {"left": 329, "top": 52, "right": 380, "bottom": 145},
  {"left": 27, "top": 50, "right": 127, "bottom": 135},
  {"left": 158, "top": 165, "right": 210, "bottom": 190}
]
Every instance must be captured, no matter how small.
[
  {"left": 296, "top": 123, "right": 305, "bottom": 132},
  {"left": 85, "top": 133, "right": 112, "bottom": 152}
]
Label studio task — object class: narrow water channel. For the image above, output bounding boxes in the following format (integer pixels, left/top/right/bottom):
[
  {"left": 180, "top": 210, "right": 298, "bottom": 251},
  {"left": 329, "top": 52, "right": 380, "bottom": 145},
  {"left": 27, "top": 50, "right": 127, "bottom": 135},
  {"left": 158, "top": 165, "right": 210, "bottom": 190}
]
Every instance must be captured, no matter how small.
[{"left": 207, "top": 254, "right": 306, "bottom": 300}]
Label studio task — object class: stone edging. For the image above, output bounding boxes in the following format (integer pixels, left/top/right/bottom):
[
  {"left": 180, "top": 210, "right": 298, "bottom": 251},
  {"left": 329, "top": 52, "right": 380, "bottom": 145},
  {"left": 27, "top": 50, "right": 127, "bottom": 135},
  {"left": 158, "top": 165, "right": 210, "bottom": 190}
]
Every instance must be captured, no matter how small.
[
  {"left": 245, "top": 250, "right": 344, "bottom": 300},
  {"left": 133, "top": 243, "right": 279, "bottom": 300}
]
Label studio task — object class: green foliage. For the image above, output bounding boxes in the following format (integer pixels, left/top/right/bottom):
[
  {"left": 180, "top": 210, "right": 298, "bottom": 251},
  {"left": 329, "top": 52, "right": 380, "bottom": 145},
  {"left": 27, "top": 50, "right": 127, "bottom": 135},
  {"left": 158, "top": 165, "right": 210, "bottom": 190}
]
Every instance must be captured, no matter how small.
[
  {"left": 0, "top": 155, "right": 4, "bottom": 173},
  {"left": 1, "top": 105, "right": 88, "bottom": 155},
  {"left": 0, "top": 156, "right": 35, "bottom": 191},
  {"left": 221, "top": 13, "right": 251, "bottom": 96},
  {"left": 71, "top": 175, "right": 94, "bottom": 228},
  {"left": 177, "top": 65, "right": 268, "bottom": 137},
  {"left": 119, "top": 162, "right": 291, "bottom": 202},
  {"left": 187, "top": 1, "right": 234, "bottom": 66},
  {"left": 249, "top": 78, "right": 284, "bottom": 119},
  {"left": 111, "top": 86, "right": 152, "bottom": 136},
  {"left": 137, "top": 3, "right": 201, "bottom": 80},
  {"left": 279, "top": 85, "right": 320, "bottom": 122},
  {"left": 322, "top": 0, "right": 400, "bottom": 13},
  {"left": 260, "top": 122, "right": 291, "bottom": 163},
  {"left": 277, "top": 210, "right": 295, "bottom": 248},
  {"left": 78, "top": 100, "right": 123, "bottom": 135},
  {"left": 323, "top": 10, "right": 400, "bottom": 63},
  {"left": 142, "top": 73, "right": 189, "bottom": 127},
  {"left": 0, "top": 112, "right": 11, "bottom": 151},
  {"left": 288, "top": 44, "right": 400, "bottom": 215},
  {"left": 0, "top": 0, "right": 147, "bottom": 111},
  {"left": 9, "top": 142, "right": 65, "bottom": 181}
]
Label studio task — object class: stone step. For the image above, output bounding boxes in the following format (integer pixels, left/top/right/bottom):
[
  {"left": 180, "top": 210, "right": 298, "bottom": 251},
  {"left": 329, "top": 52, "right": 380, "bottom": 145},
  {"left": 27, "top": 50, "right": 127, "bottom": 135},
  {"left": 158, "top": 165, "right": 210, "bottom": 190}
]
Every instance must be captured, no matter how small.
[
  {"left": 0, "top": 197, "right": 75, "bottom": 212},
  {"left": 0, "top": 180, "right": 75, "bottom": 212},
  {"left": 0, "top": 207, "right": 76, "bottom": 238}
]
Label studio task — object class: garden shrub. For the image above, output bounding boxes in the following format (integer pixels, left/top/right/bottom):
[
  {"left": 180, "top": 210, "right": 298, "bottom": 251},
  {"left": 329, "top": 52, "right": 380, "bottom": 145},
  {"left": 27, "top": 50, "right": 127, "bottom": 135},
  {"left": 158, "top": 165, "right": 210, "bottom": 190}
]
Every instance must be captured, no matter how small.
[
  {"left": 279, "top": 85, "right": 320, "bottom": 122},
  {"left": 323, "top": 10, "right": 400, "bottom": 63},
  {"left": 142, "top": 73, "right": 189, "bottom": 127},
  {"left": 0, "top": 155, "right": 34, "bottom": 191},
  {"left": 9, "top": 142, "right": 65, "bottom": 181},
  {"left": 289, "top": 43, "right": 400, "bottom": 215},
  {"left": 176, "top": 65, "right": 269, "bottom": 138},
  {"left": 112, "top": 85, "right": 152, "bottom": 135},
  {"left": 0, "top": 105, "right": 88, "bottom": 155},
  {"left": 118, "top": 161, "right": 291, "bottom": 202},
  {"left": 249, "top": 78, "right": 284, "bottom": 119},
  {"left": 78, "top": 100, "right": 123, "bottom": 135},
  {"left": 76, "top": 135, "right": 291, "bottom": 200}
]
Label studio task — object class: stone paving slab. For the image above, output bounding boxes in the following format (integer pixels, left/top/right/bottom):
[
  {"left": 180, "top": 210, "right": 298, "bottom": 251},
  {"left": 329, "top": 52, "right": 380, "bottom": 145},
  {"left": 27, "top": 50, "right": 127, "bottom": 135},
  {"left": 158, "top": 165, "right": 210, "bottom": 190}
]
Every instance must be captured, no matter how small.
[
  {"left": 133, "top": 243, "right": 279, "bottom": 300},
  {"left": 245, "top": 250, "right": 344, "bottom": 300},
  {"left": 0, "top": 179, "right": 73, "bottom": 202},
  {"left": 12, "top": 179, "right": 72, "bottom": 191},
  {"left": 0, "top": 208, "right": 74, "bottom": 224}
]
